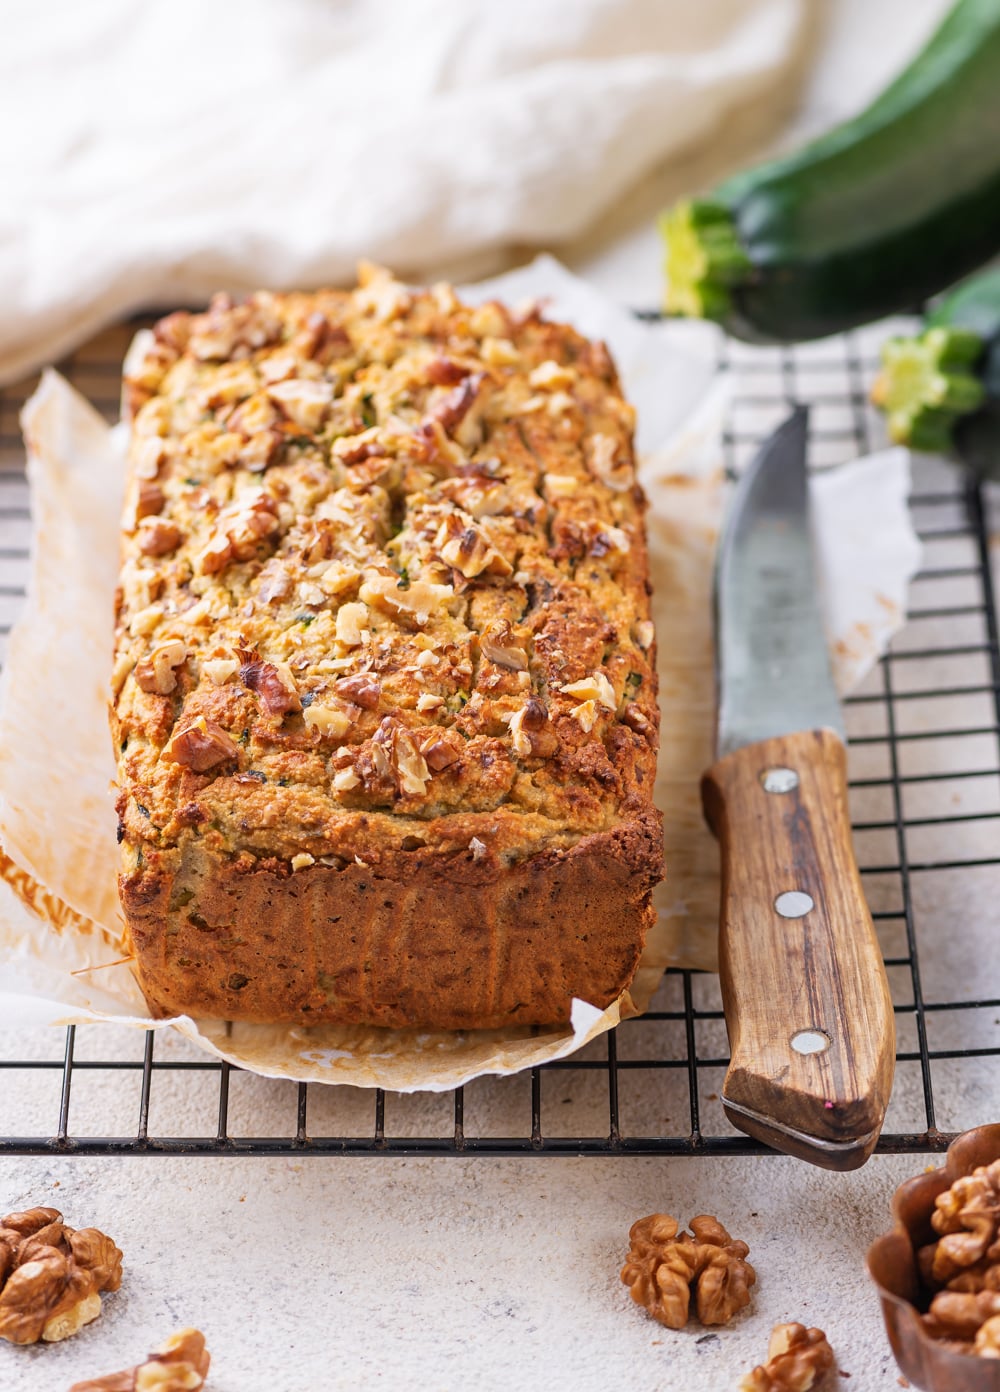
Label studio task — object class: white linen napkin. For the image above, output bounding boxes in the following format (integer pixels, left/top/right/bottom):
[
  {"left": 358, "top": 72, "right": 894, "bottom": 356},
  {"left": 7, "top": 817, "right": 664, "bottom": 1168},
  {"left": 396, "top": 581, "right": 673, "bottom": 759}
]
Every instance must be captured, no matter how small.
[{"left": 1, "top": 0, "right": 806, "bottom": 385}]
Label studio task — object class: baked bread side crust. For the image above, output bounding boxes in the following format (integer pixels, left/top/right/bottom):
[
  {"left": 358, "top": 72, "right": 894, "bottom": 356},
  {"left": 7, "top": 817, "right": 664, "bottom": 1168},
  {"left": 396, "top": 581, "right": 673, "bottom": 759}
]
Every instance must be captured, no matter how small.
[{"left": 121, "top": 805, "right": 661, "bottom": 1029}]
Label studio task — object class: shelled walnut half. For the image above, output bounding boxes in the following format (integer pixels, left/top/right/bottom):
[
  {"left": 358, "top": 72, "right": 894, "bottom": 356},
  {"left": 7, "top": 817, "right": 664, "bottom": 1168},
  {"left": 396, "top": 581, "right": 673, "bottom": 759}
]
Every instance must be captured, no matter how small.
[
  {"left": 69, "top": 1327, "right": 211, "bottom": 1392},
  {"left": 620, "top": 1213, "right": 755, "bottom": 1329},
  {"left": 739, "top": 1323, "right": 836, "bottom": 1391},
  {"left": 0, "top": 1207, "right": 123, "bottom": 1345},
  {"left": 917, "top": 1159, "right": 1000, "bottom": 1356}
]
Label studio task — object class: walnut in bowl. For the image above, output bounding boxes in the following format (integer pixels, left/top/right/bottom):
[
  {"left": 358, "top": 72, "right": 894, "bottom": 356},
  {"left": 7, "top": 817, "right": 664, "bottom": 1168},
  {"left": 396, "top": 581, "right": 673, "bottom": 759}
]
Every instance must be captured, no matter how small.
[{"left": 867, "top": 1123, "right": 1000, "bottom": 1389}]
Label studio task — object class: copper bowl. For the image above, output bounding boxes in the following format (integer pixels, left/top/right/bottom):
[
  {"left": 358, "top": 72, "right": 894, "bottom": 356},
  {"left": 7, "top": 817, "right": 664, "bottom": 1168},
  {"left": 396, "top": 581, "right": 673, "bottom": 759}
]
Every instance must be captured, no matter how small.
[{"left": 867, "top": 1124, "right": 1000, "bottom": 1391}]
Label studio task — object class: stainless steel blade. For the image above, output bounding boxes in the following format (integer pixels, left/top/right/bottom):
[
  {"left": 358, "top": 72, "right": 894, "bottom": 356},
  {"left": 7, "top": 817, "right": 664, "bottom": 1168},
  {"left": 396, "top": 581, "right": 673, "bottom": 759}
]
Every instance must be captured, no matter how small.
[{"left": 715, "top": 406, "right": 844, "bottom": 758}]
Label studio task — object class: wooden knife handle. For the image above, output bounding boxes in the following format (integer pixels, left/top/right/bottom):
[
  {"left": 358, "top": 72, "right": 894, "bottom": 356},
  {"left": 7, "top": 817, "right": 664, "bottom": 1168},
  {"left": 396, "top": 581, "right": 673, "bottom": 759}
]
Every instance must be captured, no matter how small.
[{"left": 701, "top": 728, "right": 895, "bottom": 1170}]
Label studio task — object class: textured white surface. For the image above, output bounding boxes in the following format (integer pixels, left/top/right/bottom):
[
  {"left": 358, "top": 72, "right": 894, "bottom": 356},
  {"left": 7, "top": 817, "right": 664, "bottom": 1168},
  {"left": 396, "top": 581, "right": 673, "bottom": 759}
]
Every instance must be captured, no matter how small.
[
  {"left": 0, "top": 1142, "right": 927, "bottom": 1391},
  {"left": 1, "top": 3, "right": 984, "bottom": 1390}
]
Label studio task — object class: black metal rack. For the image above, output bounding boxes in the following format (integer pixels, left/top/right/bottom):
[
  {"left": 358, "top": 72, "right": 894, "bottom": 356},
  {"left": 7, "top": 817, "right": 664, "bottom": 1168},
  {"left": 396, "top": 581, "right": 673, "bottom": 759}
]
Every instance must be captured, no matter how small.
[{"left": 0, "top": 318, "right": 997, "bottom": 1157}]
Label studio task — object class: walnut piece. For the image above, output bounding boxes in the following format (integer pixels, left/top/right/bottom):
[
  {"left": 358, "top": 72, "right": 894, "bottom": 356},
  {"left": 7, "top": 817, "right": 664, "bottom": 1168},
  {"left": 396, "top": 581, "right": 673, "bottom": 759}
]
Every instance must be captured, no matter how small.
[
  {"left": 163, "top": 717, "right": 238, "bottom": 772},
  {"left": 620, "top": 1213, "right": 755, "bottom": 1330},
  {"left": 69, "top": 1326, "right": 210, "bottom": 1392},
  {"left": 916, "top": 1159, "right": 1000, "bottom": 1358},
  {"left": 135, "top": 639, "right": 189, "bottom": 696},
  {"left": 239, "top": 653, "right": 302, "bottom": 716},
  {"left": 136, "top": 516, "right": 183, "bottom": 557},
  {"left": 0, "top": 1207, "right": 122, "bottom": 1345},
  {"left": 977, "top": 1314, "right": 1000, "bottom": 1357},
  {"left": 197, "top": 489, "right": 280, "bottom": 575},
  {"left": 930, "top": 1160, "right": 1000, "bottom": 1281},
  {"left": 739, "top": 1323, "right": 835, "bottom": 1391}
]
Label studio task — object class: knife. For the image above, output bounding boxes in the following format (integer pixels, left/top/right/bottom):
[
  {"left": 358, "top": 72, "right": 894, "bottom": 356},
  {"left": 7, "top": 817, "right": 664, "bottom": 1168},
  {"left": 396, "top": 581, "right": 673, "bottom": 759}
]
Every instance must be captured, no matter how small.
[{"left": 700, "top": 406, "right": 895, "bottom": 1171}]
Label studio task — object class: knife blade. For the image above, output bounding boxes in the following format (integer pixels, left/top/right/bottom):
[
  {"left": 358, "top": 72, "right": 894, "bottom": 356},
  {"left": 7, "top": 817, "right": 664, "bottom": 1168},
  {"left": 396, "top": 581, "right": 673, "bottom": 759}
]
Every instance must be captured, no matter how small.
[{"left": 701, "top": 407, "right": 895, "bottom": 1170}]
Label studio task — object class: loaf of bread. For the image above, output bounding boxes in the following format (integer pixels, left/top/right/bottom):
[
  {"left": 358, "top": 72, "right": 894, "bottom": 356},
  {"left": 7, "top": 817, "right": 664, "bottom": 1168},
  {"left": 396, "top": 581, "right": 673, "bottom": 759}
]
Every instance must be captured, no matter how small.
[{"left": 113, "top": 265, "right": 662, "bottom": 1029}]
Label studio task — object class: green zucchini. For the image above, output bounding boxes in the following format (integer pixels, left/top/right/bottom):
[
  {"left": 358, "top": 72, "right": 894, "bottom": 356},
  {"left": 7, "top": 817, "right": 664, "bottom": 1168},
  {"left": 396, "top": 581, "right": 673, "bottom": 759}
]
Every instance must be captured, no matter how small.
[
  {"left": 661, "top": 0, "right": 1000, "bottom": 342},
  {"left": 871, "top": 264, "right": 1000, "bottom": 478}
]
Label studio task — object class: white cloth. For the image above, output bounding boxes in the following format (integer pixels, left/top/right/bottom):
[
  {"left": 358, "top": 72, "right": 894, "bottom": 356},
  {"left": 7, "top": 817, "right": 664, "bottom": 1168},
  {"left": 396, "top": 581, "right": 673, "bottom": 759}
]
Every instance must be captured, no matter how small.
[{"left": 1, "top": 0, "right": 805, "bottom": 384}]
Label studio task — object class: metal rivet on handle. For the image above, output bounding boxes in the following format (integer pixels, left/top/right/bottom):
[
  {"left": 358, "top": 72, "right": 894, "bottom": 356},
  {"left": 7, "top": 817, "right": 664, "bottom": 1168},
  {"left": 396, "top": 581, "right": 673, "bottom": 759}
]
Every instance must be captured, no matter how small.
[
  {"left": 761, "top": 766, "right": 799, "bottom": 794},
  {"left": 775, "top": 890, "right": 814, "bottom": 918},
  {"left": 790, "top": 1029, "right": 831, "bottom": 1056}
]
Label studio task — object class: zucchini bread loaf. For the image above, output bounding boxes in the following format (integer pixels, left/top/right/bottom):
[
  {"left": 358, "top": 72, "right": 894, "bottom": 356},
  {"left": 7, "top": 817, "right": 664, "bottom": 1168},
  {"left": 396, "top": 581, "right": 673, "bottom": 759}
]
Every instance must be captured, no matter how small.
[{"left": 112, "top": 265, "right": 663, "bottom": 1029}]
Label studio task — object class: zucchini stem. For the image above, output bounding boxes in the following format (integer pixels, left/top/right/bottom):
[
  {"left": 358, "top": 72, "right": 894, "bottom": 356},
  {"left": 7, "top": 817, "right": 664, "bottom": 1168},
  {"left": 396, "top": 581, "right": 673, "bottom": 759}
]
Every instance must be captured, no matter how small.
[
  {"left": 870, "top": 326, "right": 986, "bottom": 452},
  {"left": 660, "top": 200, "right": 750, "bottom": 322}
]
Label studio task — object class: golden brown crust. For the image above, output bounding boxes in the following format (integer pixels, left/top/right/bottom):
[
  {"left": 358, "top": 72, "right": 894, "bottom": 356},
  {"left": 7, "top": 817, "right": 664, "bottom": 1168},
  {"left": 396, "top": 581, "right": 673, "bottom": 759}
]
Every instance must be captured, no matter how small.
[
  {"left": 113, "top": 265, "right": 662, "bottom": 1028},
  {"left": 121, "top": 807, "right": 660, "bottom": 1029}
]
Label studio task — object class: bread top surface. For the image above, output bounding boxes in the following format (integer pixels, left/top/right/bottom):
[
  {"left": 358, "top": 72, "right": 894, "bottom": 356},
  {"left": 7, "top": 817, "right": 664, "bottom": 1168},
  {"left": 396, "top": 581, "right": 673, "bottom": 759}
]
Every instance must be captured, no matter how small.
[{"left": 113, "top": 265, "right": 659, "bottom": 875}]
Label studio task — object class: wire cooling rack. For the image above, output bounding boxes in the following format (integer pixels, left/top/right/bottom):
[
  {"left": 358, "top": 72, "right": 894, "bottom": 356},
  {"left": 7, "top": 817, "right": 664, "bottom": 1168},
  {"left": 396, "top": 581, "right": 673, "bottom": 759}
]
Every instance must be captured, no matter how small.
[{"left": 0, "top": 315, "right": 997, "bottom": 1158}]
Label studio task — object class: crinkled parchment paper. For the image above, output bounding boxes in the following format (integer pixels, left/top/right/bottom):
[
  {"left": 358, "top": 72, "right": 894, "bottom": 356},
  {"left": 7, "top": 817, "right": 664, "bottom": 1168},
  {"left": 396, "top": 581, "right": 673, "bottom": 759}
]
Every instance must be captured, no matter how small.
[{"left": 0, "top": 259, "right": 921, "bottom": 1089}]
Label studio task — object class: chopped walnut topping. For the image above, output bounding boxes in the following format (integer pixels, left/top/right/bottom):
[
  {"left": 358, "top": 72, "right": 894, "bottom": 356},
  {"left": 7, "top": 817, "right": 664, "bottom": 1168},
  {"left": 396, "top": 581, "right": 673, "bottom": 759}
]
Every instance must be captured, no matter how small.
[
  {"left": 0, "top": 1208, "right": 122, "bottom": 1345},
  {"left": 163, "top": 718, "right": 238, "bottom": 772},
  {"left": 394, "top": 728, "right": 431, "bottom": 795},
  {"left": 570, "top": 700, "right": 598, "bottom": 733},
  {"left": 197, "top": 490, "right": 280, "bottom": 575},
  {"left": 315, "top": 561, "right": 362, "bottom": 597},
  {"left": 544, "top": 473, "right": 577, "bottom": 498},
  {"left": 291, "top": 853, "right": 315, "bottom": 872},
  {"left": 623, "top": 703, "right": 653, "bottom": 739},
  {"left": 529, "top": 360, "right": 575, "bottom": 391},
  {"left": 469, "top": 301, "right": 510, "bottom": 338},
  {"left": 356, "top": 261, "right": 412, "bottom": 322},
  {"left": 426, "top": 356, "right": 468, "bottom": 387},
  {"left": 128, "top": 480, "right": 166, "bottom": 527},
  {"left": 256, "top": 558, "right": 294, "bottom": 604},
  {"left": 503, "top": 706, "right": 534, "bottom": 756},
  {"left": 635, "top": 619, "right": 655, "bottom": 651},
  {"left": 621, "top": 1214, "right": 755, "bottom": 1330},
  {"left": 420, "top": 734, "right": 462, "bottom": 771},
  {"left": 503, "top": 699, "right": 546, "bottom": 756},
  {"left": 480, "top": 620, "right": 528, "bottom": 670},
  {"left": 336, "top": 601, "right": 369, "bottom": 646},
  {"left": 128, "top": 604, "right": 165, "bottom": 639},
  {"left": 359, "top": 574, "right": 454, "bottom": 625},
  {"left": 297, "top": 580, "right": 326, "bottom": 608},
  {"left": 202, "top": 656, "right": 240, "bottom": 686},
  {"left": 137, "top": 516, "right": 183, "bottom": 557},
  {"left": 266, "top": 377, "right": 334, "bottom": 431},
  {"left": 189, "top": 292, "right": 281, "bottom": 360},
  {"left": 134, "top": 639, "right": 189, "bottom": 696},
  {"left": 335, "top": 674, "right": 381, "bottom": 709},
  {"left": 333, "top": 427, "right": 386, "bottom": 468},
  {"left": 588, "top": 524, "right": 631, "bottom": 557},
  {"left": 480, "top": 336, "right": 520, "bottom": 367},
  {"left": 435, "top": 513, "right": 512, "bottom": 579},
  {"left": 739, "top": 1323, "right": 835, "bottom": 1392},
  {"left": 240, "top": 654, "right": 301, "bottom": 716},
  {"left": 427, "top": 372, "right": 487, "bottom": 437},
  {"left": 304, "top": 702, "right": 356, "bottom": 739},
  {"left": 366, "top": 718, "right": 431, "bottom": 796},
  {"left": 116, "top": 270, "right": 656, "bottom": 944},
  {"left": 69, "top": 1326, "right": 210, "bottom": 1392},
  {"left": 469, "top": 837, "right": 487, "bottom": 861},
  {"left": 586, "top": 431, "right": 632, "bottom": 492},
  {"left": 560, "top": 671, "right": 616, "bottom": 710},
  {"left": 133, "top": 436, "right": 167, "bottom": 479}
]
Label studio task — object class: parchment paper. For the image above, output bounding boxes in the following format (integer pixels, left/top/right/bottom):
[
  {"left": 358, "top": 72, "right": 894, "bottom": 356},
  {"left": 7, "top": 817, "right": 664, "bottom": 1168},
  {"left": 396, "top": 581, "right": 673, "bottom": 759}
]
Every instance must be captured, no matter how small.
[{"left": 0, "top": 259, "right": 922, "bottom": 1089}]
